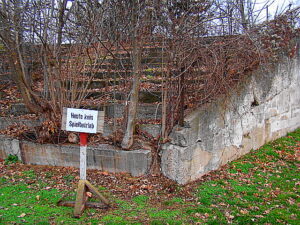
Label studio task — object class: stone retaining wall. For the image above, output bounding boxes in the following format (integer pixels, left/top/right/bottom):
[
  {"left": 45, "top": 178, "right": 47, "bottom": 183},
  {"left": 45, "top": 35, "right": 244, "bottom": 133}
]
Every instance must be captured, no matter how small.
[
  {"left": 161, "top": 52, "right": 300, "bottom": 184},
  {"left": 0, "top": 135, "right": 151, "bottom": 176}
]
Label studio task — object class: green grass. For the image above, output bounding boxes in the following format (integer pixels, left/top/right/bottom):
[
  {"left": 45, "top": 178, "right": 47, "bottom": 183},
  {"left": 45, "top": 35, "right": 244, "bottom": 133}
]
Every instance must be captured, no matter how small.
[
  {"left": 0, "top": 128, "right": 299, "bottom": 224},
  {"left": 163, "top": 197, "right": 184, "bottom": 206},
  {"left": 22, "top": 170, "right": 36, "bottom": 179},
  {"left": 0, "top": 184, "right": 81, "bottom": 224}
]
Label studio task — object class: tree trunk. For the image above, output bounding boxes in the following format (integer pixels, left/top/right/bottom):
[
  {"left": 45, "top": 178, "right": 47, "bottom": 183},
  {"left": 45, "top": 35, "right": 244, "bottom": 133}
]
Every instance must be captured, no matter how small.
[
  {"left": 161, "top": 84, "right": 168, "bottom": 140},
  {"left": 121, "top": 37, "right": 141, "bottom": 149},
  {"left": 121, "top": 0, "right": 141, "bottom": 149},
  {"left": 238, "top": 0, "right": 248, "bottom": 31}
]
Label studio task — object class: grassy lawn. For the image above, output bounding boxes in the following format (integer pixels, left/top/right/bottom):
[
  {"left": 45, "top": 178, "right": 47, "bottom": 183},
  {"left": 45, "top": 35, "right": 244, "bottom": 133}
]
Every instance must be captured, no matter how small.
[{"left": 0, "top": 129, "right": 299, "bottom": 224}]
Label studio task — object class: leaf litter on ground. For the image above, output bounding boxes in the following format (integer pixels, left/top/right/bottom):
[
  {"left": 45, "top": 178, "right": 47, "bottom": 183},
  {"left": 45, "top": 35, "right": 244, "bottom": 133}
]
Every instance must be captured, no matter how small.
[{"left": 0, "top": 129, "right": 299, "bottom": 224}]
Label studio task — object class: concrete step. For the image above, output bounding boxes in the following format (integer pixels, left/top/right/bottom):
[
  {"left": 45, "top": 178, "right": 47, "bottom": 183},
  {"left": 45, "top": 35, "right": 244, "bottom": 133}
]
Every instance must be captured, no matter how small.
[
  {"left": 9, "top": 103, "right": 30, "bottom": 116},
  {"left": 87, "top": 103, "right": 162, "bottom": 119},
  {"left": 64, "top": 77, "right": 164, "bottom": 90},
  {"left": 6, "top": 101, "right": 162, "bottom": 120},
  {"left": 110, "top": 51, "right": 167, "bottom": 59},
  {"left": 86, "top": 62, "right": 167, "bottom": 70},
  {"left": 81, "top": 69, "right": 165, "bottom": 79},
  {"left": 82, "top": 70, "right": 130, "bottom": 79},
  {"left": 100, "top": 56, "right": 165, "bottom": 65},
  {"left": 87, "top": 63, "right": 132, "bottom": 70},
  {"left": 108, "top": 44, "right": 165, "bottom": 53},
  {"left": 80, "top": 90, "right": 162, "bottom": 103}
]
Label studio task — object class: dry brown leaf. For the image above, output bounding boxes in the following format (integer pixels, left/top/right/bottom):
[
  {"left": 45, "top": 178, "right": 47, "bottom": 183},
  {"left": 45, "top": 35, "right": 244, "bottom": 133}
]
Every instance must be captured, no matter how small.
[
  {"left": 18, "top": 213, "right": 26, "bottom": 218},
  {"left": 240, "top": 209, "right": 249, "bottom": 215}
]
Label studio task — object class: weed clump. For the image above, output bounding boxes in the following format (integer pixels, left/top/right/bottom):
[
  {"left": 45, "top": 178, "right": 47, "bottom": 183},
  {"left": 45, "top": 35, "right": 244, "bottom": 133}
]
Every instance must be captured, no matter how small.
[{"left": 4, "top": 154, "right": 19, "bottom": 165}]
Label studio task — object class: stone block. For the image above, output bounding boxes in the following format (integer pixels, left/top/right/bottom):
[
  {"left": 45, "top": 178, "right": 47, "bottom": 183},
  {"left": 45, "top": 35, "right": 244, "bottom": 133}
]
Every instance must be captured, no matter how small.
[
  {"left": 127, "top": 150, "right": 152, "bottom": 176},
  {"left": 219, "top": 145, "right": 240, "bottom": 166},
  {"left": 189, "top": 147, "right": 212, "bottom": 180},
  {"left": 160, "top": 143, "right": 180, "bottom": 182},
  {"left": 139, "top": 124, "right": 161, "bottom": 137},
  {"left": 277, "top": 91, "right": 290, "bottom": 114},
  {"left": 0, "top": 135, "right": 20, "bottom": 160},
  {"left": 161, "top": 143, "right": 213, "bottom": 184}
]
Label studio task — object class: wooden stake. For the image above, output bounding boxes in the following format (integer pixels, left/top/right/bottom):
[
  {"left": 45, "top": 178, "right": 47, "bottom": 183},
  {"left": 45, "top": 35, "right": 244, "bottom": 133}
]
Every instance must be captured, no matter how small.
[
  {"left": 74, "top": 180, "right": 88, "bottom": 218},
  {"left": 57, "top": 180, "right": 110, "bottom": 218},
  {"left": 85, "top": 180, "right": 110, "bottom": 205}
]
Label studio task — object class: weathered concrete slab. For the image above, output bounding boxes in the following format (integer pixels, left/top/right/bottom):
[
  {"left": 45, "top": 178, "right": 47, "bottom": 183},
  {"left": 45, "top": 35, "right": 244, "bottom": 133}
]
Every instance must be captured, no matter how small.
[
  {"left": 162, "top": 52, "right": 300, "bottom": 184},
  {"left": 0, "top": 136, "right": 151, "bottom": 176}
]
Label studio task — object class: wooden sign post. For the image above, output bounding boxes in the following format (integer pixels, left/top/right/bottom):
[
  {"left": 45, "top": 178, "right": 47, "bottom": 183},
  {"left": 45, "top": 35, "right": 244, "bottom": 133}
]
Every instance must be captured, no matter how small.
[
  {"left": 58, "top": 107, "right": 110, "bottom": 218},
  {"left": 79, "top": 132, "right": 88, "bottom": 180}
]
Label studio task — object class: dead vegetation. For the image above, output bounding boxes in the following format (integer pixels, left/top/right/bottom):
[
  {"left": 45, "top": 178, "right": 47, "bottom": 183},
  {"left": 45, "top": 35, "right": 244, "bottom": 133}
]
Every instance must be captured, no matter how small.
[{"left": 0, "top": 1, "right": 299, "bottom": 150}]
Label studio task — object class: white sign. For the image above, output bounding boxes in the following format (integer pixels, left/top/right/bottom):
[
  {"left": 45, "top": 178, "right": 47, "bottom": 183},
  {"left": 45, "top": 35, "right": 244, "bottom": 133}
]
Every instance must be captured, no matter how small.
[{"left": 66, "top": 108, "right": 98, "bottom": 133}]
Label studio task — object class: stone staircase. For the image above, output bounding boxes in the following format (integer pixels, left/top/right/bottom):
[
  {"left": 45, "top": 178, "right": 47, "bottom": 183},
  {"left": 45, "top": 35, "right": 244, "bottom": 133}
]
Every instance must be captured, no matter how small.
[
  {"left": 3, "top": 44, "right": 167, "bottom": 138},
  {"left": 63, "top": 43, "right": 168, "bottom": 121}
]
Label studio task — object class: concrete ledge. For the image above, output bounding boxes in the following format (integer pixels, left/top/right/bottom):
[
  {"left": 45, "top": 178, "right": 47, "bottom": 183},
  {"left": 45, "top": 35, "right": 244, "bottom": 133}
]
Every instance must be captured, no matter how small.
[{"left": 0, "top": 135, "right": 151, "bottom": 176}]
